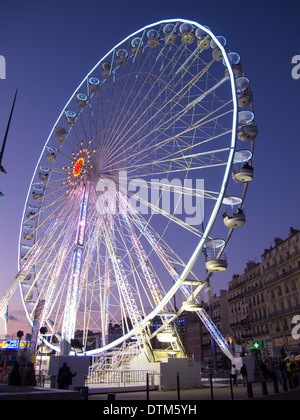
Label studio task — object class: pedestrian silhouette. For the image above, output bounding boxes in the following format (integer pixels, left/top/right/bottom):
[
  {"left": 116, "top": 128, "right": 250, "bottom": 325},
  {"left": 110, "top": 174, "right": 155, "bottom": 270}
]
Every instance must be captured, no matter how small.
[
  {"left": 241, "top": 363, "right": 248, "bottom": 386},
  {"left": 57, "top": 362, "right": 67, "bottom": 389},
  {"left": 65, "top": 366, "right": 77, "bottom": 389},
  {"left": 8, "top": 361, "right": 21, "bottom": 386},
  {"left": 57, "top": 362, "right": 77, "bottom": 389},
  {"left": 231, "top": 364, "right": 238, "bottom": 386},
  {"left": 21, "top": 362, "right": 36, "bottom": 386}
]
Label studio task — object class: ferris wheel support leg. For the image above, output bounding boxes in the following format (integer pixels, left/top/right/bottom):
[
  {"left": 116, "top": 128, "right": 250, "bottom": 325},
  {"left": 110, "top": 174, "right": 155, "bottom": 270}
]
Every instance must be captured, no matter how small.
[
  {"left": 121, "top": 197, "right": 187, "bottom": 357},
  {"left": 120, "top": 212, "right": 184, "bottom": 358},
  {"left": 0, "top": 275, "right": 20, "bottom": 321},
  {"left": 197, "top": 308, "right": 234, "bottom": 361},
  {"left": 102, "top": 213, "right": 155, "bottom": 362},
  {"left": 61, "top": 182, "right": 90, "bottom": 355}
]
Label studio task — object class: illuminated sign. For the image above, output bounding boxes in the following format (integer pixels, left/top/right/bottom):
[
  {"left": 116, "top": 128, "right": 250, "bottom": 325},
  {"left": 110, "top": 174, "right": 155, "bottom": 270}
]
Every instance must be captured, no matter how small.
[
  {"left": 253, "top": 341, "right": 260, "bottom": 349},
  {"left": 0, "top": 340, "right": 36, "bottom": 350}
]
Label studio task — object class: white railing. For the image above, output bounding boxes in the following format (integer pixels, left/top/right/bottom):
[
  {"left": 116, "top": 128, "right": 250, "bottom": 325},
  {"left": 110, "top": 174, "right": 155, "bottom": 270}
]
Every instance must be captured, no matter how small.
[{"left": 86, "top": 369, "right": 155, "bottom": 386}]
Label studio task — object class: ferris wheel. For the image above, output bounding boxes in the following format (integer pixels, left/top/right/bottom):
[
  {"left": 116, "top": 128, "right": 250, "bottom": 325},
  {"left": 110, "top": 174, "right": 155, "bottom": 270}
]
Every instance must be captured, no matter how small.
[{"left": 14, "top": 19, "right": 257, "bottom": 360}]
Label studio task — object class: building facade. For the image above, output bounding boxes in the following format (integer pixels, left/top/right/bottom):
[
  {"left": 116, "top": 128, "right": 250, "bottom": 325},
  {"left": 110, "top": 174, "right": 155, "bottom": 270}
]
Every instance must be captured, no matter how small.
[
  {"left": 228, "top": 227, "right": 300, "bottom": 359},
  {"left": 181, "top": 311, "right": 203, "bottom": 361},
  {"left": 201, "top": 289, "right": 232, "bottom": 366}
]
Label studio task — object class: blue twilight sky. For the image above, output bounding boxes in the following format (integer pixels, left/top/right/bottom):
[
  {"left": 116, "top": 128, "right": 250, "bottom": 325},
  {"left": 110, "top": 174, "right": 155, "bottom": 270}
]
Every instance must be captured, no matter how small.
[{"left": 0, "top": 0, "right": 299, "bottom": 337}]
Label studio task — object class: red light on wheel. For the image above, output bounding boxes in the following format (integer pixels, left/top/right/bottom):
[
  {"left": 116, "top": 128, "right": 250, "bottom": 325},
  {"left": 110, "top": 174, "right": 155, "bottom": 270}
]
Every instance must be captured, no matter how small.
[{"left": 73, "top": 158, "right": 84, "bottom": 177}]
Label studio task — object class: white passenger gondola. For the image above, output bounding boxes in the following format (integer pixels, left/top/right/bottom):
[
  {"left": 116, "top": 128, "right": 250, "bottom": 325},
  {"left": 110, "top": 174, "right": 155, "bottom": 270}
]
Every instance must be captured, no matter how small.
[
  {"left": 76, "top": 93, "right": 88, "bottom": 109},
  {"left": 195, "top": 27, "right": 211, "bottom": 49},
  {"left": 101, "top": 62, "right": 112, "bottom": 78},
  {"left": 238, "top": 110, "right": 258, "bottom": 142},
  {"left": 232, "top": 150, "right": 254, "bottom": 183},
  {"left": 131, "top": 37, "right": 143, "bottom": 55},
  {"left": 179, "top": 22, "right": 195, "bottom": 45},
  {"left": 222, "top": 196, "right": 246, "bottom": 229},
  {"left": 39, "top": 167, "right": 49, "bottom": 180},
  {"left": 182, "top": 298, "right": 202, "bottom": 312},
  {"left": 89, "top": 77, "right": 100, "bottom": 94},
  {"left": 65, "top": 110, "right": 76, "bottom": 126},
  {"left": 116, "top": 49, "right": 128, "bottom": 66},
  {"left": 163, "top": 23, "right": 177, "bottom": 44},
  {"left": 147, "top": 29, "right": 160, "bottom": 48},
  {"left": 46, "top": 146, "right": 57, "bottom": 161},
  {"left": 32, "top": 186, "right": 44, "bottom": 200},
  {"left": 204, "top": 239, "right": 227, "bottom": 272},
  {"left": 211, "top": 35, "right": 226, "bottom": 62}
]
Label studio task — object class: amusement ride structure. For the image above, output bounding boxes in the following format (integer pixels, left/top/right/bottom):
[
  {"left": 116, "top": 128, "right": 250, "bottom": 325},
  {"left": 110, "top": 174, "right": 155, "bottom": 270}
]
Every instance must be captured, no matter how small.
[{"left": 0, "top": 19, "right": 257, "bottom": 374}]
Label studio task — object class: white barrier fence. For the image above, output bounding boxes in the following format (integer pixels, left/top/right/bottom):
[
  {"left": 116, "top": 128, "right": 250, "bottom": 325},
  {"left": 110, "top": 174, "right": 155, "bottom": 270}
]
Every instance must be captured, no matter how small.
[{"left": 87, "top": 369, "right": 156, "bottom": 386}]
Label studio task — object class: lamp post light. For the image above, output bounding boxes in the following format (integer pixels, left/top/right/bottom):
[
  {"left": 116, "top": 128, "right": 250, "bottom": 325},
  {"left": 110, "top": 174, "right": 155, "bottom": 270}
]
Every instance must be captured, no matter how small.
[{"left": 17, "top": 330, "right": 24, "bottom": 350}]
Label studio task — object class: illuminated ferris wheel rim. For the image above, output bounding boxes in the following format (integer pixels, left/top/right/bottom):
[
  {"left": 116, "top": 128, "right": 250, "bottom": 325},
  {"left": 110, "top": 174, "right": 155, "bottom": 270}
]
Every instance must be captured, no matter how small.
[
  {"left": 18, "top": 17, "right": 238, "bottom": 265},
  {"left": 16, "top": 17, "right": 250, "bottom": 357}
]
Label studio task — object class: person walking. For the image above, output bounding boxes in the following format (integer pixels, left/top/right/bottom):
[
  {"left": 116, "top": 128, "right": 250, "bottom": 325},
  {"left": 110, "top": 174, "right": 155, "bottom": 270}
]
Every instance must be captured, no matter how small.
[
  {"left": 231, "top": 364, "right": 238, "bottom": 386},
  {"left": 241, "top": 363, "right": 248, "bottom": 386}
]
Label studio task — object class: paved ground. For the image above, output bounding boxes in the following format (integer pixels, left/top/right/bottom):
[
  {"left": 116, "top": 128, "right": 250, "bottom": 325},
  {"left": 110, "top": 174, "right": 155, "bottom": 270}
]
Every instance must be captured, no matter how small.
[
  {"left": 0, "top": 384, "right": 80, "bottom": 400},
  {"left": 88, "top": 381, "right": 300, "bottom": 401},
  {"left": 0, "top": 381, "right": 299, "bottom": 400}
]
